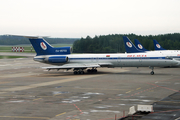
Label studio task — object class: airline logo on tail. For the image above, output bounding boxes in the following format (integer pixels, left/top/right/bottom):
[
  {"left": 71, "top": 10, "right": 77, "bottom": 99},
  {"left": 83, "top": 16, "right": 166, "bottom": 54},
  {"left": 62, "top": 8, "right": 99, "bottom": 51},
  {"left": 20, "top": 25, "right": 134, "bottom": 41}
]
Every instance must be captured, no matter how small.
[
  {"left": 40, "top": 42, "right": 47, "bottom": 50},
  {"left": 156, "top": 44, "right": 161, "bottom": 48},
  {"left": 138, "top": 44, "right": 143, "bottom": 49},
  {"left": 126, "top": 42, "right": 132, "bottom": 48}
]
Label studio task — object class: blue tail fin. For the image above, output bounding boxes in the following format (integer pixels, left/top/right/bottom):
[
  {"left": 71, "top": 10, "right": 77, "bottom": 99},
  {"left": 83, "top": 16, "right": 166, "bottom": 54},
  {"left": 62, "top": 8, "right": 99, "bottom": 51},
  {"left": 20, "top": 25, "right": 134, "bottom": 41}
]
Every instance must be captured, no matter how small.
[
  {"left": 29, "top": 37, "right": 72, "bottom": 56},
  {"left": 123, "top": 36, "right": 144, "bottom": 53},
  {"left": 134, "top": 39, "right": 149, "bottom": 51},
  {"left": 153, "top": 40, "right": 166, "bottom": 50}
]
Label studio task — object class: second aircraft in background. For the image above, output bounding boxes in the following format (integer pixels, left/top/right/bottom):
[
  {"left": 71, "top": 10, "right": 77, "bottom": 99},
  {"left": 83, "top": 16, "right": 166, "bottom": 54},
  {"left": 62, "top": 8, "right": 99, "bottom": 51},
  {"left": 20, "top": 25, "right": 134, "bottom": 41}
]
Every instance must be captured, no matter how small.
[{"left": 123, "top": 36, "right": 180, "bottom": 62}]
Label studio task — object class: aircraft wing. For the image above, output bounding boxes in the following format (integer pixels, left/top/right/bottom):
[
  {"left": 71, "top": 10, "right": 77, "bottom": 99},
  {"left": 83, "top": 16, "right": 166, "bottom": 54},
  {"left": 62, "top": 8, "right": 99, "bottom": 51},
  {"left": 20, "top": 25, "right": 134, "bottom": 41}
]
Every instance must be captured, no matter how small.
[{"left": 42, "top": 63, "right": 112, "bottom": 70}]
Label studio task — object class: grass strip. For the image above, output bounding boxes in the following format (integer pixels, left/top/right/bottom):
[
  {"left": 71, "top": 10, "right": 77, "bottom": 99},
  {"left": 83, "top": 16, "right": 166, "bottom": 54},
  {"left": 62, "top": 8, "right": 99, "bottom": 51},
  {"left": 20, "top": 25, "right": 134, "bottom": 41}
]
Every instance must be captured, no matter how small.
[{"left": 0, "top": 56, "right": 26, "bottom": 59}]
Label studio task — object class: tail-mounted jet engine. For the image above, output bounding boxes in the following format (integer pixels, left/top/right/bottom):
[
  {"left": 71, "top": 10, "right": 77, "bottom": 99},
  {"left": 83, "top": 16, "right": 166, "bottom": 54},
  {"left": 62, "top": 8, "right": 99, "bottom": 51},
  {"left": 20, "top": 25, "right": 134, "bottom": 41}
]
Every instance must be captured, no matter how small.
[{"left": 48, "top": 56, "right": 69, "bottom": 63}]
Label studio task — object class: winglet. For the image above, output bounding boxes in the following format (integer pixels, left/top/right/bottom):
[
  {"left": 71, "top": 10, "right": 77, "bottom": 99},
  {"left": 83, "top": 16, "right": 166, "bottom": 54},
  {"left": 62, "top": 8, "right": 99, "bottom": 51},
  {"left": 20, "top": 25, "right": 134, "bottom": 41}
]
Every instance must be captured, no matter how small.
[
  {"left": 153, "top": 40, "right": 166, "bottom": 50},
  {"left": 123, "top": 36, "right": 144, "bottom": 53}
]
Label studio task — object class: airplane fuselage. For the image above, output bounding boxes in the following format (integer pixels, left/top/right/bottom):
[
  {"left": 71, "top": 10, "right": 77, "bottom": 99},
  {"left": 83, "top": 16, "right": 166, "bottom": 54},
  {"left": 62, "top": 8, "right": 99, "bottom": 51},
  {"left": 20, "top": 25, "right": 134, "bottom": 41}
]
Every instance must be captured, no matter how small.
[
  {"left": 34, "top": 52, "right": 178, "bottom": 68},
  {"left": 143, "top": 50, "right": 180, "bottom": 61}
]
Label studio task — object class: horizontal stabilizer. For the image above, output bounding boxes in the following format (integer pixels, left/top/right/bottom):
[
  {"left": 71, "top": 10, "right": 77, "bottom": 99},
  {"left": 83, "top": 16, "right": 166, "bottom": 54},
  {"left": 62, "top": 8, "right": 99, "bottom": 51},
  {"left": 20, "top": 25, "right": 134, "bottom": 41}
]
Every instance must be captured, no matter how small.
[
  {"left": 7, "top": 35, "right": 72, "bottom": 56},
  {"left": 6, "top": 35, "right": 49, "bottom": 39}
]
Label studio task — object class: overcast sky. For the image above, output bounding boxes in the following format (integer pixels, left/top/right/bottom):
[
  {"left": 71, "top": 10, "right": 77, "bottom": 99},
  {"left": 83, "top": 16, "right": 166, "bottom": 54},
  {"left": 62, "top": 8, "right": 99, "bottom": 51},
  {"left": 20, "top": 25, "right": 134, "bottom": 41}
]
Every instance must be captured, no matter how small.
[{"left": 0, "top": 0, "right": 180, "bottom": 38}]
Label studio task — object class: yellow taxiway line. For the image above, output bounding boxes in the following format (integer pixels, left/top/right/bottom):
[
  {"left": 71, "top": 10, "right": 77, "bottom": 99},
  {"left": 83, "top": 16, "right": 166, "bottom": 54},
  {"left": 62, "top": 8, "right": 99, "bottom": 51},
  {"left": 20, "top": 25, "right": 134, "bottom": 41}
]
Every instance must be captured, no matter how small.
[{"left": 55, "top": 112, "right": 66, "bottom": 117}]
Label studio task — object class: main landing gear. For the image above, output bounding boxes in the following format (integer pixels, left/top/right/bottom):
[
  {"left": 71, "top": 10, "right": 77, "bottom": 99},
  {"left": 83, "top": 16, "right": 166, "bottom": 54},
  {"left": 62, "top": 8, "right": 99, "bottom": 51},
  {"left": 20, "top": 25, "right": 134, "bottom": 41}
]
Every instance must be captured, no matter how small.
[
  {"left": 73, "top": 68, "right": 97, "bottom": 75},
  {"left": 87, "top": 68, "right": 97, "bottom": 73},
  {"left": 149, "top": 66, "right": 154, "bottom": 75},
  {"left": 73, "top": 68, "right": 85, "bottom": 75}
]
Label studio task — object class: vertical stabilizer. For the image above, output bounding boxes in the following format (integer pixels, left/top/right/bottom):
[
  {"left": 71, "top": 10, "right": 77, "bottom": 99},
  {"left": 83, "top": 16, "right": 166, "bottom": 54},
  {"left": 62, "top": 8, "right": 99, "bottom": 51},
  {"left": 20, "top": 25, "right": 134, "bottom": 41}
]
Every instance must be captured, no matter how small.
[
  {"left": 27, "top": 37, "right": 72, "bottom": 56},
  {"left": 123, "top": 36, "right": 144, "bottom": 53},
  {"left": 134, "top": 39, "right": 149, "bottom": 51},
  {"left": 153, "top": 40, "right": 166, "bottom": 50}
]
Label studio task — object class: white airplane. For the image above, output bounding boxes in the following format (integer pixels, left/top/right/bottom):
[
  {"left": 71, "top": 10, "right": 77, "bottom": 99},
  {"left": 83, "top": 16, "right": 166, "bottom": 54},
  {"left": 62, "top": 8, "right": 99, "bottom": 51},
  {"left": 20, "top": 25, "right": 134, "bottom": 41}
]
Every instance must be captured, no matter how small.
[
  {"left": 124, "top": 37, "right": 180, "bottom": 62},
  {"left": 21, "top": 36, "right": 179, "bottom": 75}
]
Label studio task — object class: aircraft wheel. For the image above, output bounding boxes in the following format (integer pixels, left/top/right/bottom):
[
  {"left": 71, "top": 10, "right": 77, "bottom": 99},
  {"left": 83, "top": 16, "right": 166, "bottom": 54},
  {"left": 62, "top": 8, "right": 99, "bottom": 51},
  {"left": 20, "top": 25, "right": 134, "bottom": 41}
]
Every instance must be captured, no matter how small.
[
  {"left": 87, "top": 69, "right": 92, "bottom": 73},
  {"left": 80, "top": 71, "right": 84, "bottom": 74},
  {"left": 74, "top": 71, "right": 77, "bottom": 75},
  {"left": 92, "top": 69, "right": 97, "bottom": 73},
  {"left": 150, "top": 71, "right": 154, "bottom": 75}
]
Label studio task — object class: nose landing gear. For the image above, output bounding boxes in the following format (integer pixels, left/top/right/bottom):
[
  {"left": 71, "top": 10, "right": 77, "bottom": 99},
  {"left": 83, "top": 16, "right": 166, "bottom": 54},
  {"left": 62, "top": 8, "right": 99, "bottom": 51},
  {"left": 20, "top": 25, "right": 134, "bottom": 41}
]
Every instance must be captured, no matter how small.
[
  {"left": 150, "top": 71, "right": 154, "bottom": 75},
  {"left": 149, "top": 66, "right": 154, "bottom": 75}
]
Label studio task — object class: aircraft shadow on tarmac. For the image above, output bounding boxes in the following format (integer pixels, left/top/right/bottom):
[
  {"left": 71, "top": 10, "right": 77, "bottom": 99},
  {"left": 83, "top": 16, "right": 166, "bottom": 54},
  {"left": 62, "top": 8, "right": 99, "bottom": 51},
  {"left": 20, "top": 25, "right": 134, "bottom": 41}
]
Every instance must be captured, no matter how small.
[
  {"left": 116, "top": 72, "right": 171, "bottom": 76},
  {"left": 39, "top": 70, "right": 112, "bottom": 77},
  {"left": 38, "top": 70, "right": 172, "bottom": 77}
]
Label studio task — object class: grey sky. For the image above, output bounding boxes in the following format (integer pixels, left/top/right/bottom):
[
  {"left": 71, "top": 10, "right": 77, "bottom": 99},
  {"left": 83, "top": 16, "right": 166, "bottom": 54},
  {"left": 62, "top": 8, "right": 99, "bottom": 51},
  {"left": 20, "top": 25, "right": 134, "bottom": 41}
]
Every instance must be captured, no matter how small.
[{"left": 0, "top": 0, "right": 180, "bottom": 38}]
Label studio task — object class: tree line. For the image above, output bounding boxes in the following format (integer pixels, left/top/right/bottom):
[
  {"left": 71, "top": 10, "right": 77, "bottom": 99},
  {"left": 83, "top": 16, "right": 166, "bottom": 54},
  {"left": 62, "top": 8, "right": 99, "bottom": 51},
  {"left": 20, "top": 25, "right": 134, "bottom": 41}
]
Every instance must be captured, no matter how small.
[
  {"left": 1, "top": 34, "right": 180, "bottom": 53},
  {"left": 0, "top": 35, "right": 79, "bottom": 45},
  {"left": 72, "top": 33, "right": 180, "bottom": 53}
]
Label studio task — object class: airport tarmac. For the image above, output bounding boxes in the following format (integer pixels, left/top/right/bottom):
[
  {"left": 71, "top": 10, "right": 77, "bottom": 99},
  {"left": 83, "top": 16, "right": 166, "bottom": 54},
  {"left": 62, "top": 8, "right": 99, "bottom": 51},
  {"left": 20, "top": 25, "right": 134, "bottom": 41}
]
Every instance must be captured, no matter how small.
[{"left": 0, "top": 53, "right": 180, "bottom": 120}]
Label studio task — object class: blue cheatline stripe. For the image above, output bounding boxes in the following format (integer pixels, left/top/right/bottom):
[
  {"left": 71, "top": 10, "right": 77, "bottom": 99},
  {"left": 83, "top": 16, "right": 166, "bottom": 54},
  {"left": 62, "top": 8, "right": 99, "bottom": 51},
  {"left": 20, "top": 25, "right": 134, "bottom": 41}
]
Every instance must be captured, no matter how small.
[{"left": 69, "top": 57, "right": 168, "bottom": 60}]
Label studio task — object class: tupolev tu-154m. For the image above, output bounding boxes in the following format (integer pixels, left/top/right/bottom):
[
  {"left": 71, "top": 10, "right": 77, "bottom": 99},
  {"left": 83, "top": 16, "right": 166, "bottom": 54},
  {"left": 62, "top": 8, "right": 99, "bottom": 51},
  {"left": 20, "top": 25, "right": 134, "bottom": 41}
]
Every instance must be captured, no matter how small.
[
  {"left": 17, "top": 36, "right": 180, "bottom": 75},
  {"left": 124, "top": 36, "right": 180, "bottom": 62}
]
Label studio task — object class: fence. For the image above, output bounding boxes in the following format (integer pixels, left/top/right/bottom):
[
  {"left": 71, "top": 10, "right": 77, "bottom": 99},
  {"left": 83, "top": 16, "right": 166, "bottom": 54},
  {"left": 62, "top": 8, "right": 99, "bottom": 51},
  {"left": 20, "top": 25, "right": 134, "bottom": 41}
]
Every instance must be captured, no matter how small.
[{"left": 12, "top": 47, "right": 24, "bottom": 52}]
